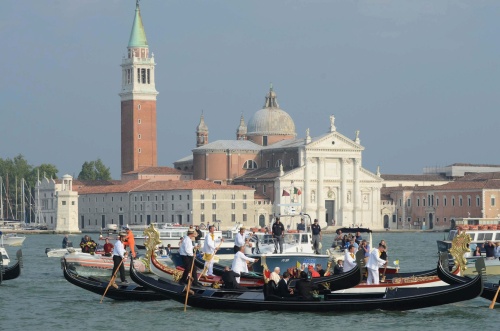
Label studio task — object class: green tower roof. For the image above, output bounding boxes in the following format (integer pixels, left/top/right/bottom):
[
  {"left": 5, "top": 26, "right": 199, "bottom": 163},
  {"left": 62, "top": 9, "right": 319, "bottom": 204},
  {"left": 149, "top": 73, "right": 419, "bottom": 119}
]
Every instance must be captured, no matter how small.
[{"left": 128, "top": 1, "right": 148, "bottom": 48}]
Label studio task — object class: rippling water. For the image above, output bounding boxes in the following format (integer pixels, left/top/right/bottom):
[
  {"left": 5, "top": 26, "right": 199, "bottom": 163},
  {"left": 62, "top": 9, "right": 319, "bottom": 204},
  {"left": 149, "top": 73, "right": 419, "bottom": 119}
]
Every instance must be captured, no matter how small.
[{"left": 1, "top": 232, "right": 498, "bottom": 331}]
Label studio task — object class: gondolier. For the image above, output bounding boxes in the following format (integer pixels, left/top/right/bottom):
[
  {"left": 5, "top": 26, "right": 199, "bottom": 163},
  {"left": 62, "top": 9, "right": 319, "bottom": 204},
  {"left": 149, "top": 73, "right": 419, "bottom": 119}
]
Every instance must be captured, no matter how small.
[
  {"left": 202, "top": 225, "right": 223, "bottom": 277},
  {"left": 179, "top": 229, "right": 201, "bottom": 287},
  {"left": 112, "top": 232, "right": 128, "bottom": 286},
  {"left": 234, "top": 226, "right": 247, "bottom": 253},
  {"left": 311, "top": 219, "right": 322, "bottom": 254},
  {"left": 366, "top": 244, "right": 387, "bottom": 285}
]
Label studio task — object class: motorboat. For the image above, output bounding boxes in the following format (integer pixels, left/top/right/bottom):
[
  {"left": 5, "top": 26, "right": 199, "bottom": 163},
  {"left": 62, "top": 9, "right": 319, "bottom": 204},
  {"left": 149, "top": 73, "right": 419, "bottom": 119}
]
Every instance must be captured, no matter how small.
[
  {"left": 46, "top": 247, "right": 82, "bottom": 258},
  {"left": 61, "top": 258, "right": 167, "bottom": 301},
  {"left": 437, "top": 222, "right": 500, "bottom": 254},
  {"left": 0, "top": 232, "right": 26, "bottom": 246},
  {"left": 62, "top": 251, "right": 148, "bottom": 277}
]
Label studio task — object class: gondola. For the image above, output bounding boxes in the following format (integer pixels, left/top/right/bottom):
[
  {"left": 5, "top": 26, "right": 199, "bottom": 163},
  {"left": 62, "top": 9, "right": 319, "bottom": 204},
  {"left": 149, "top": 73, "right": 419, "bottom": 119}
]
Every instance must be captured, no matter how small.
[
  {"left": 436, "top": 255, "right": 499, "bottom": 303},
  {"left": 62, "top": 259, "right": 167, "bottom": 301},
  {"left": 151, "top": 250, "right": 362, "bottom": 290},
  {"left": 130, "top": 256, "right": 484, "bottom": 312},
  {"left": 0, "top": 249, "right": 22, "bottom": 283}
]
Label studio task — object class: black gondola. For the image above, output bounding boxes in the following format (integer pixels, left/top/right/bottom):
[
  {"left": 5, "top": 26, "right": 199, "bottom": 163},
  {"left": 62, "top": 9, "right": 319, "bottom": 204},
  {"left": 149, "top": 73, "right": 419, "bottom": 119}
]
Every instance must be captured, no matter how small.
[
  {"left": 436, "top": 256, "right": 499, "bottom": 303},
  {"left": 62, "top": 259, "right": 167, "bottom": 301},
  {"left": 0, "top": 249, "right": 22, "bottom": 283},
  {"left": 130, "top": 255, "right": 484, "bottom": 312}
]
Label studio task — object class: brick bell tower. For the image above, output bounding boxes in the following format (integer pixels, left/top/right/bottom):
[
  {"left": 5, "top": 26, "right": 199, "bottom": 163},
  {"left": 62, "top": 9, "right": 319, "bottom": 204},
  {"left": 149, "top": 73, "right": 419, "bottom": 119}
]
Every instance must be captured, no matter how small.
[{"left": 120, "top": 1, "right": 158, "bottom": 175}]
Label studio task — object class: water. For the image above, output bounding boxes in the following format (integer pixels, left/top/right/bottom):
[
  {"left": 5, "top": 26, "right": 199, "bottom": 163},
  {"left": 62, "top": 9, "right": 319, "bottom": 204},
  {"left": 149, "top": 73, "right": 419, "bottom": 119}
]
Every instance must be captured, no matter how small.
[{"left": 1, "top": 232, "right": 499, "bottom": 331}]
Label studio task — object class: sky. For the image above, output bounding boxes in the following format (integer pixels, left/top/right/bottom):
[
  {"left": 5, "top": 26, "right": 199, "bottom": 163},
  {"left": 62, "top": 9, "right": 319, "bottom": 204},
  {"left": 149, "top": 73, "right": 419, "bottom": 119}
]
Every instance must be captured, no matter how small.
[{"left": 2, "top": 0, "right": 500, "bottom": 180}]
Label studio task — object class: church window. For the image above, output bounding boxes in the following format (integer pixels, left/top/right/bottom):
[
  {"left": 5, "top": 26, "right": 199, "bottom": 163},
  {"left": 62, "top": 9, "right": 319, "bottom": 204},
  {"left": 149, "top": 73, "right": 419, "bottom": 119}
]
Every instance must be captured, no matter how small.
[
  {"left": 476, "top": 196, "right": 480, "bottom": 206},
  {"left": 263, "top": 136, "right": 268, "bottom": 146},
  {"left": 137, "top": 68, "right": 140, "bottom": 83},
  {"left": 243, "top": 160, "right": 258, "bottom": 169},
  {"left": 275, "top": 160, "right": 283, "bottom": 168},
  {"left": 138, "top": 104, "right": 141, "bottom": 110},
  {"left": 492, "top": 196, "right": 496, "bottom": 207},
  {"left": 138, "top": 148, "right": 141, "bottom": 153},
  {"left": 266, "top": 160, "right": 270, "bottom": 168},
  {"left": 138, "top": 119, "right": 141, "bottom": 124},
  {"left": 127, "top": 69, "right": 131, "bottom": 84},
  {"left": 141, "top": 68, "right": 147, "bottom": 84},
  {"left": 147, "top": 69, "right": 150, "bottom": 84}
]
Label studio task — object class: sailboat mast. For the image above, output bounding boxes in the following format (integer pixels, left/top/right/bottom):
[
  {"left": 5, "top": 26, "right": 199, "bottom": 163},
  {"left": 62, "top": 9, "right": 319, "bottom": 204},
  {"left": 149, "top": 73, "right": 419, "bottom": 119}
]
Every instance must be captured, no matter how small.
[
  {"left": 21, "top": 178, "right": 25, "bottom": 225},
  {"left": 0, "top": 176, "right": 3, "bottom": 220}
]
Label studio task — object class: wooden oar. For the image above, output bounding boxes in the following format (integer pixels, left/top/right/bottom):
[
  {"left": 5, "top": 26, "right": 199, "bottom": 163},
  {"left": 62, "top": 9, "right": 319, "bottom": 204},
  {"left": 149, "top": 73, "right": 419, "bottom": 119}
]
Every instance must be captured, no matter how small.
[
  {"left": 184, "top": 248, "right": 198, "bottom": 312},
  {"left": 100, "top": 257, "right": 124, "bottom": 303},
  {"left": 198, "top": 240, "right": 223, "bottom": 281},
  {"left": 489, "top": 284, "right": 500, "bottom": 309},
  {"left": 381, "top": 261, "right": 388, "bottom": 282}
]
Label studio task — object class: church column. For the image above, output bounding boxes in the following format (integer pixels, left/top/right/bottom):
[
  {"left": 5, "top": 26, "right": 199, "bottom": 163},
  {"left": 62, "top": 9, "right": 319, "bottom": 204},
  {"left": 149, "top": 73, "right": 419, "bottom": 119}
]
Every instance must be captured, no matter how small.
[
  {"left": 353, "top": 158, "right": 360, "bottom": 224},
  {"left": 340, "top": 158, "right": 347, "bottom": 226},
  {"left": 317, "top": 157, "right": 324, "bottom": 222}
]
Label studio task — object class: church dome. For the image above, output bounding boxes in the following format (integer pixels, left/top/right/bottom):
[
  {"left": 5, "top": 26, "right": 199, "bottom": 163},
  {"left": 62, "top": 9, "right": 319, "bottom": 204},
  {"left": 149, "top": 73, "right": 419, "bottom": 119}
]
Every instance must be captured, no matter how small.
[{"left": 247, "top": 86, "right": 296, "bottom": 136}]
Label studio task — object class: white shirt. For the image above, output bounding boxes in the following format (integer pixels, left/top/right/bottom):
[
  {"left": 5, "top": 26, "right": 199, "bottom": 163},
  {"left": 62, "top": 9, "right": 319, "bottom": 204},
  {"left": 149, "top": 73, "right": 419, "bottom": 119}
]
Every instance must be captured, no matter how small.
[
  {"left": 234, "top": 232, "right": 246, "bottom": 247},
  {"left": 203, "top": 232, "right": 217, "bottom": 254},
  {"left": 179, "top": 235, "right": 194, "bottom": 256},
  {"left": 270, "top": 271, "right": 280, "bottom": 284},
  {"left": 343, "top": 249, "right": 357, "bottom": 272},
  {"left": 366, "top": 248, "right": 386, "bottom": 271},
  {"left": 231, "top": 251, "right": 256, "bottom": 276},
  {"left": 112, "top": 240, "right": 126, "bottom": 257}
]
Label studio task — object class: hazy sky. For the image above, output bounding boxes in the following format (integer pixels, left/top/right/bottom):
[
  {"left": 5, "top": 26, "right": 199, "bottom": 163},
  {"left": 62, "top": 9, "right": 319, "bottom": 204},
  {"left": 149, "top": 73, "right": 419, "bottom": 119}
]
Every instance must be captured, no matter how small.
[{"left": 2, "top": 0, "right": 499, "bottom": 179}]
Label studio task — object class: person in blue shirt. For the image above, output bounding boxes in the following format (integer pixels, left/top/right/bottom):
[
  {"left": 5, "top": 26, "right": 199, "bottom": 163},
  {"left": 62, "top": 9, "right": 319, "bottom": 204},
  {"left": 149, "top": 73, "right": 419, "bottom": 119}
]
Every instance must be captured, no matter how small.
[{"left": 297, "top": 218, "right": 306, "bottom": 232}]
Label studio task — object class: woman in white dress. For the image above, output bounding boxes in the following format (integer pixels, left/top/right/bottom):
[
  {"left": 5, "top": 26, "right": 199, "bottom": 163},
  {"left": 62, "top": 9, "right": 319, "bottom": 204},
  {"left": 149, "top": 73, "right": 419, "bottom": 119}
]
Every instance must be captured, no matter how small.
[{"left": 231, "top": 245, "right": 258, "bottom": 283}]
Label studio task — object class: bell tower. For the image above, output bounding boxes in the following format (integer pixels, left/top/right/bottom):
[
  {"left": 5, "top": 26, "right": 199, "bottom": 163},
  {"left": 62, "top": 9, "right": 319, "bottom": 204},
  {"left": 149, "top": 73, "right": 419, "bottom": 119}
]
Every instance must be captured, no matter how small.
[{"left": 119, "top": 1, "right": 159, "bottom": 175}]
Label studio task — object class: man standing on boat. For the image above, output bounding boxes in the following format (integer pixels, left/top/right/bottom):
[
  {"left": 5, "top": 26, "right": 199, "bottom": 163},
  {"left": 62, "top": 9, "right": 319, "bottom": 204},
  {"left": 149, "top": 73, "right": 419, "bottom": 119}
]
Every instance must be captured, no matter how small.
[
  {"left": 112, "top": 232, "right": 128, "bottom": 286},
  {"left": 343, "top": 245, "right": 357, "bottom": 272},
  {"left": 311, "top": 219, "right": 322, "bottom": 254},
  {"left": 366, "top": 244, "right": 387, "bottom": 284},
  {"left": 201, "top": 225, "right": 222, "bottom": 278},
  {"left": 179, "top": 229, "right": 201, "bottom": 287},
  {"left": 297, "top": 218, "right": 306, "bottom": 232},
  {"left": 234, "top": 226, "right": 248, "bottom": 253},
  {"left": 123, "top": 227, "right": 136, "bottom": 259},
  {"left": 272, "top": 217, "right": 285, "bottom": 254}
]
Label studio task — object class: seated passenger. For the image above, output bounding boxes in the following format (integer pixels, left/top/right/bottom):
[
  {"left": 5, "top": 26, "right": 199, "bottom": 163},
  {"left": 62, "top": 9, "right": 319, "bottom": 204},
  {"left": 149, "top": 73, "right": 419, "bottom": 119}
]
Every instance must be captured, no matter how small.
[
  {"left": 294, "top": 271, "right": 319, "bottom": 300},
  {"left": 277, "top": 271, "right": 294, "bottom": 297},
  {"left": 221, "top": 266, "right": 246, "bottom": 290}
]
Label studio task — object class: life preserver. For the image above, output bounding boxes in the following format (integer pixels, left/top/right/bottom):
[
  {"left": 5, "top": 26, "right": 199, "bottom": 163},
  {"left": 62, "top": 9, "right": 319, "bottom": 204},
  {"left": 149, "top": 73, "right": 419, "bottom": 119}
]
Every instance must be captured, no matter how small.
[
  {"left": 469, "top": 225, "right": 477, "bottom": 230},
  {"left": 287, "top": 230, "right": 298, "bottom": 233}
]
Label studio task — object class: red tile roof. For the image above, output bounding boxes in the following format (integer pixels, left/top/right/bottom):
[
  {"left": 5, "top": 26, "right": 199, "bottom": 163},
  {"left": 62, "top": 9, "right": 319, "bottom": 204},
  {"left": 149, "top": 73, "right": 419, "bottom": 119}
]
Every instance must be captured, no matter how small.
[{"left": 122, "top": 166, "right": 184, "bottom": 175}]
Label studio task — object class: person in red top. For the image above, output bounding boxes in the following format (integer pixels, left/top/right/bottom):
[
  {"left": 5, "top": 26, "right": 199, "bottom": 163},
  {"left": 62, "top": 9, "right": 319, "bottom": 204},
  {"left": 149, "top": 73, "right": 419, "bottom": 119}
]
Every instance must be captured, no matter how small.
[
  {"left": 123, "top": 227, "right": 136, "bottom": 258},
  {"left": 308, "top": 264, "right": 320, "bottom": 278},
  {"left": 103, "top": 238, "right": 114, "bottom": 257}
]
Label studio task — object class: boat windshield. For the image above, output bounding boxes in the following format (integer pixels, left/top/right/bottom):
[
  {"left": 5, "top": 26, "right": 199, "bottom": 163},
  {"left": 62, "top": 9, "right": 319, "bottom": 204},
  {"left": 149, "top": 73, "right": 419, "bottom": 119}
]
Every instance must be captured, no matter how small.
[{"left": 477, "top": 232, "right": 494, "bottom": 241}]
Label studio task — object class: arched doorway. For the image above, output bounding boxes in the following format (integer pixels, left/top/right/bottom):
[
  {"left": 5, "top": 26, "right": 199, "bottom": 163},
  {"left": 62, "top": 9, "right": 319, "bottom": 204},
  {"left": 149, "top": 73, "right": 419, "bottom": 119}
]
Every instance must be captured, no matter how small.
[
  {"left": 259, "top": 215, "right": 266, "bottom": 228},
  {"left": 428, "top": 213, "right": 434, "bottom": 230},
  {"left": 384, "top": 215, "right": 389, "bottom": 229}
]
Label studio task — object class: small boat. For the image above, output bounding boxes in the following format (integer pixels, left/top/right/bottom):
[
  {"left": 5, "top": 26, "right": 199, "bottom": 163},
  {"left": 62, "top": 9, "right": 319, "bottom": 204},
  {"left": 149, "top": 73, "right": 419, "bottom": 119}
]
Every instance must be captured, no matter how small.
[
  {"left": 61, "top": 259, "right": 167, "bottom": 301},
  {"left": 62, "top": 251, "right": 148, "bottom": 277},
  {"left": 46, "top": 247, "right": 82, "bottom": 258},
  {"left": 0, "top": 232, "right": 26, "bottom": 246},
  {"left": 0, "top": 249, "right": 22, "bottom": 283},
  {"left": 130, "top": 255, "right": 484, "bottom": 312}
]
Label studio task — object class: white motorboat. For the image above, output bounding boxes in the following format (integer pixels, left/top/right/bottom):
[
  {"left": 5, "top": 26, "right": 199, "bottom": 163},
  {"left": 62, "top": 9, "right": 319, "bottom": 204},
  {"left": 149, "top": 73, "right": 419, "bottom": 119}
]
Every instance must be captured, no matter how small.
[
  {"left": 0, "top": 232, "right": 26, "bottom": 246},
  {"left": 45, "top": 247, "right": 82, "bottom": 258},
  {"left": 437, "top": 221, "right": 500, "bottom": 254}
]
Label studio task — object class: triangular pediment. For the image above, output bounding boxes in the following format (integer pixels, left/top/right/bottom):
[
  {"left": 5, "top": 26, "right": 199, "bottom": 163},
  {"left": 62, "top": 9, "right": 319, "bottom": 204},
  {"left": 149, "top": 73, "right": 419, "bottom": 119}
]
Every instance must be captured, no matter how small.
[{"left": 306, "top": 131, "right": 363, "bottom": 151}]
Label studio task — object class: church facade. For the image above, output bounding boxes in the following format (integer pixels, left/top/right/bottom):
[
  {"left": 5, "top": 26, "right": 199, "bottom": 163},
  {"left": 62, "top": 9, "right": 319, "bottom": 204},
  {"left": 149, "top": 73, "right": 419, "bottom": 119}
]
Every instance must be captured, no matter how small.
[{"left": 176, "top": 87, "right": 384, "bottom": 229}]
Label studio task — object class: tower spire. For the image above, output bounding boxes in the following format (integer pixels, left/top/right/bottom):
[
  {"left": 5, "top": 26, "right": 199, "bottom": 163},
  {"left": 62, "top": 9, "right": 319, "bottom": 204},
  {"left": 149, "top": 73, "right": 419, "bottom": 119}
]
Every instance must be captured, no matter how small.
[
  {"left": 128, "top": 0, "right": 148, "bottom": 49},
  {"left": 196, "top": 112, "right": 209, "bottom": 147},
  {"left": 236, "top": 113, "right": 247, "bottom": 140}
]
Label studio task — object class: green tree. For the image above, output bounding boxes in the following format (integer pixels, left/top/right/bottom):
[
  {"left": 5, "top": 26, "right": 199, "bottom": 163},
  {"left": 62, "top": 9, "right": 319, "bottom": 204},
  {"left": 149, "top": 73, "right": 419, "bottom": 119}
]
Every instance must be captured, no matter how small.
[{"left": 78, "top": 159, "right": 112, "bottom": 181}]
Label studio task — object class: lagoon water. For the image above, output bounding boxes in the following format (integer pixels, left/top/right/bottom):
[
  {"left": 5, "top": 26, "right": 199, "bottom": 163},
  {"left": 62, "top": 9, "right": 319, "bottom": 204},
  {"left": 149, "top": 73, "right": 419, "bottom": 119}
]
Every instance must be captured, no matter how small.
[{"left": 1, "top": 232, "right": 499, "bottom": 331}]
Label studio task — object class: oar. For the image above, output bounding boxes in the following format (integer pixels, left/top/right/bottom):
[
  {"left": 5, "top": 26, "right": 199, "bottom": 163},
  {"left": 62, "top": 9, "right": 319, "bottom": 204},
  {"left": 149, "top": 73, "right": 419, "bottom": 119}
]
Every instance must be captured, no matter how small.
[
  {"left": 100, "top": 258, "right": 124, "bottom": 303},
  {"left": 198, "top": 240, "right": 223, "bottom": 281},
  {"left": 381, "top": 261, "right": 388, "bottom": 282},
  {"left": 184, "top": 248, "right": 198, "bottom": 312},
  {"left": 489, "top": 284, "right": 500, "bottom": 309}
]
